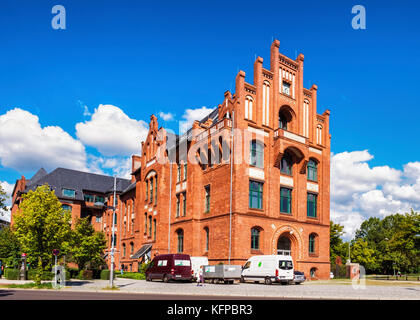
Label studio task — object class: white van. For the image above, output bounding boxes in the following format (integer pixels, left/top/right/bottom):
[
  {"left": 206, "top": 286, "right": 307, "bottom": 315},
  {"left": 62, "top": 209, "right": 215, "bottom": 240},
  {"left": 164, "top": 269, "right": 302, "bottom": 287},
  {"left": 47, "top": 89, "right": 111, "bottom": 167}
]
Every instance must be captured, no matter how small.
[
  {"left": 190, "top": 256, "right": 209, "bottom": 280},
  {"left": 240, "top": 255, "right": 294, "bottom": 285}
]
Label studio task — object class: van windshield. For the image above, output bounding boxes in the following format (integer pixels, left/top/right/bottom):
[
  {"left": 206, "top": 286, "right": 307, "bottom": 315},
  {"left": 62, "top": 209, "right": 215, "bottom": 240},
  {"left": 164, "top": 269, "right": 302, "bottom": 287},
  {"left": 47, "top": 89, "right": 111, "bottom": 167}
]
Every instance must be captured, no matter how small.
[
  {"left": 174, "top": 260, "right": 191, "bottom": 266},
  {"left": 279, "top": 260, "right": 293, "bottom": 270}
]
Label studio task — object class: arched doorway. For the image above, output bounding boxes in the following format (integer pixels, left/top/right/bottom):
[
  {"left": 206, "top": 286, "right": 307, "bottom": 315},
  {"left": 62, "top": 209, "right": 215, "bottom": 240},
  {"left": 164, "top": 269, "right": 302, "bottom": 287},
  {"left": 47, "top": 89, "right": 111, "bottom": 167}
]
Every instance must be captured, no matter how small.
[{"left": 277, "top": 236, "right": 291, "bottom": 255}]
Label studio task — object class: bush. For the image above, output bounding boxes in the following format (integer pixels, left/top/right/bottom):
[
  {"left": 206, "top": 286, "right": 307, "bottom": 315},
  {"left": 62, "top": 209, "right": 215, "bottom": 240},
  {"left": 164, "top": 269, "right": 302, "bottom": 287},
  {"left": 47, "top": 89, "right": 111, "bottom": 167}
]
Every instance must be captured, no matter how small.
[
  {"left": 100, "top": 269, "right": 116, "bottom": 280},
  {"left": 27, "top": 270, "right": 52, "bottom": 281},
  {"left": 67, "top": 267, "right": 79, "bottom": 280},
  {"left": 5, "top": 268, "right": 20, "bottom": 280},
  {"left": 92, "top": 269, "right": 102, "bottom": 279},
  {"left": 78, "top": 269, "right": 93, "bottom": 280},
  {"left": 116, "top": 272, "right": 145, "bottom": 280},
  {"left": 138, "top": 262, "right": 151, "bottom": 274}
]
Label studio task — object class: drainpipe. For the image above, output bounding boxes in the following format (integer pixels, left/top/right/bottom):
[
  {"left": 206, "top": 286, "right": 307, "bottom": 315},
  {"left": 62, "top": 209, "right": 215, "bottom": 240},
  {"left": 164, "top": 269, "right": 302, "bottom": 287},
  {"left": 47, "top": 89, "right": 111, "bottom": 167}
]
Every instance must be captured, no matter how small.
[{"left": 228, "top": 111, "right": 234, "bottom": 264}]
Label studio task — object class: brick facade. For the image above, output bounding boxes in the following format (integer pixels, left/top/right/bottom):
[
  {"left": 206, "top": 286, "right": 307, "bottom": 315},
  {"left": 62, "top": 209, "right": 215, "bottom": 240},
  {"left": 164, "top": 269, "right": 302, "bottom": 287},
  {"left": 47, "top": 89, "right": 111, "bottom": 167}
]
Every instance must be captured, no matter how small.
[
  {"left": 11, "top": 40, "right": 331, "bottom": 280},
  {"left": 115, "top": 40, "right": 331, "bottom": 280}
]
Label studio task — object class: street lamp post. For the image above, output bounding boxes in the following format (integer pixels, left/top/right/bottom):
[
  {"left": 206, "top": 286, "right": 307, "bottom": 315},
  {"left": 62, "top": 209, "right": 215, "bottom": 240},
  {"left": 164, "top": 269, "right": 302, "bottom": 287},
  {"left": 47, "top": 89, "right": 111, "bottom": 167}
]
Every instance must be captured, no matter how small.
[{"left": 95, "top": 175, "right": 117, "bottom": 288}]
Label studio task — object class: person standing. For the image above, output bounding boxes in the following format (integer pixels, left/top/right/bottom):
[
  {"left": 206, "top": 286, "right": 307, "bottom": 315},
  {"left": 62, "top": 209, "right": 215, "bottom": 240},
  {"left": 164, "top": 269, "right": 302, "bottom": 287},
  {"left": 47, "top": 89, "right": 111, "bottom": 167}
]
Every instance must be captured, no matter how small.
[{"left": 197, "top": 265, "right": 204, "bottom": 286}]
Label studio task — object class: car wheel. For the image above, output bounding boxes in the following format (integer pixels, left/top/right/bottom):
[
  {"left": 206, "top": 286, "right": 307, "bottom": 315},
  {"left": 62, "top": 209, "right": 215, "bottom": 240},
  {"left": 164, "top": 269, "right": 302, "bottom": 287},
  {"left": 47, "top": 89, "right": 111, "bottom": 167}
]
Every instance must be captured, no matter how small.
[
  {"left": 240, "top": 276, "right": 245, "bottom": 283},
  {"left": 163, "top": 275, "right": 170, "bottom": 283},
  {"left": 264, "top": 277, "right": 272, "bottom": 285}
]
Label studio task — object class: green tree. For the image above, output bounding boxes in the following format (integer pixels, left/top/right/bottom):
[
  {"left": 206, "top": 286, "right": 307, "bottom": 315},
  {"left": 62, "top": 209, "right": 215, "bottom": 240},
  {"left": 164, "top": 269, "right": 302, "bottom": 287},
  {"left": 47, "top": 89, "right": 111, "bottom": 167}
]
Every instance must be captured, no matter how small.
[
  {"left": 329, "top": 221, "right": 348, "bottom": 265},
  {"left": 354, "top": 210, "right": 420, "bottom": 274},
  {"left": 0, "top": 227, "right": 21, "bottom": 267},
  {"left": 350, "top": 238, "right": 378, "bottom": 272},
  {"left": 13, "top": 184, "right": 72, "bottom": 284},
  {"left": 70, "top": 217, "right": 107, "bottom": 270},
  {"left": 0, "top": 184, "right": 8, "bottom": 215}
]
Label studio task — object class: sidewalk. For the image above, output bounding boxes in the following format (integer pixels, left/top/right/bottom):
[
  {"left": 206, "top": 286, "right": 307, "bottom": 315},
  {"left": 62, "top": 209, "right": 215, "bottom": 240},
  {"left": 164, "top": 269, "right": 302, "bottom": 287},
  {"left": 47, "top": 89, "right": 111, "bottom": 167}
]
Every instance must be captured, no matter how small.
[{"left": 1, "top": 278, "right": 419, "bottom": 300}]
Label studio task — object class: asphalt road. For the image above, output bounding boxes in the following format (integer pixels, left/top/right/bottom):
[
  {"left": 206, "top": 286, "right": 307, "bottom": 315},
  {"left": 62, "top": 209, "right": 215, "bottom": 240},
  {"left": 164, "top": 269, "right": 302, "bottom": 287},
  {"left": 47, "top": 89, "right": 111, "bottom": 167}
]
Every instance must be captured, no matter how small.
[{"left": 0, "top": 289, "right": 273, "bottom": 300}]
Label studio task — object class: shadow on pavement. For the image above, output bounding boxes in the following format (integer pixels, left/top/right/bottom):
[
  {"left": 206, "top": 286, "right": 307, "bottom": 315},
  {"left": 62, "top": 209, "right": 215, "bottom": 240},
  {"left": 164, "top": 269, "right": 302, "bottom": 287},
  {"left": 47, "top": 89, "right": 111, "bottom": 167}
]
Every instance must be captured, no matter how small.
[
  {"left": 0, "top": 290, "right": 13, "bottom": 298},
  {"left": 65, "top": 280, "right": 92, "bottom": 287}
]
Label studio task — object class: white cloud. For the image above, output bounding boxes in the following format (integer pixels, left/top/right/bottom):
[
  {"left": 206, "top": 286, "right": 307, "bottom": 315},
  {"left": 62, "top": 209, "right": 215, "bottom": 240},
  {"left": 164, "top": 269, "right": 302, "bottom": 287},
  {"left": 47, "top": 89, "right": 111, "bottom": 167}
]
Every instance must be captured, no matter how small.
[
  {"left": 159, "top": 111, "right": 174, "bottom": 121},
  {"left": 180, "top": 106, "right": 214, "bottom": 133},
  {"left": 331, "top": 150, "right": 420, "bottom": 240},
  {"left": 0, "top": 108, "right": 87, "bottom": 172},
  {"left": 76, "top": 104, "right": 148, "bottom": 157}
]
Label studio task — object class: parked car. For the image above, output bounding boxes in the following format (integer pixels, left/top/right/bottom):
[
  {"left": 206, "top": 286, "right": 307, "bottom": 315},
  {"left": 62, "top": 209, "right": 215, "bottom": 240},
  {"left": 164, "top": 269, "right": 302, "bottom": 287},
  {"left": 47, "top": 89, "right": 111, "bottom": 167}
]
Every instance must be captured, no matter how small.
[
  {"left": 240, "top": 255, "right": 294, "bottom": 285},
  {"left": 330, "top": 272, "right": 334, "bottom": 279},
  {"left": 145, "top": 254, "right": 193, "bottom": 282},
  {"left": 292, "top": 271, "right": 306, "bottom": 284},
  {"left": 190, "top": 256, "right": 209, "bottom": 281}
]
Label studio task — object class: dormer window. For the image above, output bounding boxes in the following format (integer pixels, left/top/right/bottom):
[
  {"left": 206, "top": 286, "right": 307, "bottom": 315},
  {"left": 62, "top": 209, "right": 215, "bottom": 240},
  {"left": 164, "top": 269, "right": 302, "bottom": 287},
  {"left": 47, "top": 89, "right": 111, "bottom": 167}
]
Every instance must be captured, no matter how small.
[{"left": 62, "top": 188, "right": 75, "bottom": 198}]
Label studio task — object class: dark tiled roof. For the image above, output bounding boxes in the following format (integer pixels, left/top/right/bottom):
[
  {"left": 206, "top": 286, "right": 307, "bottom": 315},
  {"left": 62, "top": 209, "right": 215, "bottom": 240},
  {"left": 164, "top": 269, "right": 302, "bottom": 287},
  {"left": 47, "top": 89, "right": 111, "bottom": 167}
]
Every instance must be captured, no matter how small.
[
  {"left": 121, "top": 182, "right": 136, "bottom": 195},
  {"left": 26, "top": 168, "right": 48, "bottom": 187},
  {"left": 24, "top": 168, "right": 131, "bottom": 201}
]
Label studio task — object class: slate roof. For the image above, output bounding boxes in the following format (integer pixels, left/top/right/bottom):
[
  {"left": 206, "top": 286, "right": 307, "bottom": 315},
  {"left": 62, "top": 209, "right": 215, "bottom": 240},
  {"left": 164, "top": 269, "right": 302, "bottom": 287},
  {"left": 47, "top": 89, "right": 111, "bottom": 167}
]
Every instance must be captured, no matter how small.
[{"left": 24, "top": 168, "right": 131, "bottom": 201}]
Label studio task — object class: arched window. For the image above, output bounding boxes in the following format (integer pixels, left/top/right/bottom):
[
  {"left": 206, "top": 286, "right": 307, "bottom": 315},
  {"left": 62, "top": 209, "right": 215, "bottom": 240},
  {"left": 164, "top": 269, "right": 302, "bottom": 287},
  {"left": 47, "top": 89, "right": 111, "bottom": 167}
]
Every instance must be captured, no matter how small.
[
  {"left": 262, "top": 81, "right": 270, "bottom": 126},
  {"left": 278, "top": 107, "right": 293, "bottom": 131},
  {"left": 149, "top": 179, "right": 153, "bottom": 203},
  {"left": 245, "top": 96, "right": 254, "bottom": 120},
  {"left": 251, "top": 228, "right": 260, "bottom": 250},
  {"left": 250, "top": 140, "right": 264, "bottom": 168},
  {"left": 204, "top": 227, "right": 209, "bottom": 252},
  {"left": 122, "top": 243, "right": 126, "bottom": 257},
  {"left": 130, "top": 242, "right": 134, "bottom": 255},
  {"left": 280, "top": 152, "right": 293, "bottom": 175},
  {"left": 310, "top": 267, "right": 317, "bottom": 278},
  {"left": 148, "top": 215, "right": 152, "bottom": 236},
  {"left": 307, "top": 159, "right": 318, "bottom": 182},
  {"left": 177, "top": 229, "right": 184, "bottom": 253},
  {"left": 309, "top": 234, "right": 316, "bottom": 254},
  {"left": 153, "top": 219, "right": 157, "bottom": 241},
  {"left": 316, "top": 124, "right": 323, "bottom": 145}
]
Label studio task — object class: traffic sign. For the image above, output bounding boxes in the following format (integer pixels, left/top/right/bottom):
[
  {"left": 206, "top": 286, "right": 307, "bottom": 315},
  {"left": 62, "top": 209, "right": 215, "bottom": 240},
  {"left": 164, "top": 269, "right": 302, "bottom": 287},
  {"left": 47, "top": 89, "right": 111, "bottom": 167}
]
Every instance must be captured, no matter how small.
[
  {"left": 21, "top": 253, "right": 27, "bottom": 257},
  {"left": 52, "top": 249, "right": 60, "bottom": 256}
]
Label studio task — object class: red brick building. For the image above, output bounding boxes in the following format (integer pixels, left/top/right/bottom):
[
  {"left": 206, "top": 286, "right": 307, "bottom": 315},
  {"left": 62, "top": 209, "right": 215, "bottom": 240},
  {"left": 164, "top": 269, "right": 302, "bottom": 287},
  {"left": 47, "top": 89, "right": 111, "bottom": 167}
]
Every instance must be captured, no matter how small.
[
  {"left": 116, "top": 40, "right": 331, "bottom": 279},
  {"left": 11, "top": 40, "right": 331, "bottom": 279}
]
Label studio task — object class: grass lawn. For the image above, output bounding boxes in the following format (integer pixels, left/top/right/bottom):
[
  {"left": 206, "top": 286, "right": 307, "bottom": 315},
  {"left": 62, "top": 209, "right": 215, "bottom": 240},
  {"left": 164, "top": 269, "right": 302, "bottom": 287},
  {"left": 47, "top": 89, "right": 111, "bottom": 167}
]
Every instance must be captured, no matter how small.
[
  {"left": 305, "top": 278, "right": 420, "bottom": 287},
  {"left": 0, "top": 282, "right": 54, "bottom": 289}
]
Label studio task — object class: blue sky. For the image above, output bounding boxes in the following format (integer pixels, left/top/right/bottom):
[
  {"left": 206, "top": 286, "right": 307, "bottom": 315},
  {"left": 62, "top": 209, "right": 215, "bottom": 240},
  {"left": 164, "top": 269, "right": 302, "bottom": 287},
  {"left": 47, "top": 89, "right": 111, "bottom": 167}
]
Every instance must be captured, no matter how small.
[{"left": 0, "top": 0, "right": 419, "bottom": 235}]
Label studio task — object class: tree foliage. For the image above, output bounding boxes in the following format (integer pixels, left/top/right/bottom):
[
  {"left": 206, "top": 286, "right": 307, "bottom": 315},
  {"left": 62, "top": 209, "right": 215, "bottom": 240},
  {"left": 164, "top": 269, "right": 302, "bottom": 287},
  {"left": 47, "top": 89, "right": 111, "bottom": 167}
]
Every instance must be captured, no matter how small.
[
  {"left": 329, "top": 221, "right": 348, "bottom": 265},
  {"left": 0, "top": 184, "right": 8, "bottom": 215},
  {"left": 353, "top": 210, "right": 420, "bottom": 273},
  {"left": 0, "top": 227, "right": 21, "bottom": 267},
  {"left": 69, "top": 217, "right": 107, "bottom": 270},
  {"left": 13, "top": 184, "right": 72, "bottom": 284}
]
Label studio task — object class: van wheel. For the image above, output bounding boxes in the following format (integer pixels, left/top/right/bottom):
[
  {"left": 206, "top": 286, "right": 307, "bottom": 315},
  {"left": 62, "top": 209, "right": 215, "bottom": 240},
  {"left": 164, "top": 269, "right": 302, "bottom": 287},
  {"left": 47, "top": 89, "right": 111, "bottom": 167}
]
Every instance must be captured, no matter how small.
[
  {"left": 163, "top": 275, "right": 170, "bottom": 283},
  {"left": 240, "top": 276, "right": 245, "bottom": 283},
  {"left": 264, "top": 277, "right": 272, "bottom": 285}
]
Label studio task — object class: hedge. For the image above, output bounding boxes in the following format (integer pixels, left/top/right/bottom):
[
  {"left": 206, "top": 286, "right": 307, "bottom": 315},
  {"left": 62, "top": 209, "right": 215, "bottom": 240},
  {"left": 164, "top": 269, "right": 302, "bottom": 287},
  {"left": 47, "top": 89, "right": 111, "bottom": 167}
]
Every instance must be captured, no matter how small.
[
  {"left": 100, "top": 269, "right": 116, "bottom": 280},
  {"left": 78, "top": 269, "right": 93, "bottom": 280},
  {"left": 116, "top": 272, "right": 145, "bottom": 280},
  {"left": 5, "top": 269, "right": 20, "bottom": 280}
]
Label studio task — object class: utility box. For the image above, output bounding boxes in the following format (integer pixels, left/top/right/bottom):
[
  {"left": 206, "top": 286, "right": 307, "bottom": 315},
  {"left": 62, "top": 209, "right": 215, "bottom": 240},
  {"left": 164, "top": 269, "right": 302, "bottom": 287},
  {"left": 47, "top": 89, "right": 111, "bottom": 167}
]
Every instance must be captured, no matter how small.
[
  {"left": 203, "top": 265, "right": 242, "bottom": 284},
  {"left": 346, "top": 263, "right": 360, "bottom": 280}
]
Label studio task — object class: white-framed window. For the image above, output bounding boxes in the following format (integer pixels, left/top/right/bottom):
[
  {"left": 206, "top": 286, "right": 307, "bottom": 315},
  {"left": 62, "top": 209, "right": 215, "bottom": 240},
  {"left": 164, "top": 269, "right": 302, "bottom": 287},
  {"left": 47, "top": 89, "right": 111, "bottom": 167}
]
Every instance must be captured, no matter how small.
[
  {"left": 245, "top": 95, "right": 254, "bottom": 121},
  {"left": 262, "top": 81, "right": 270, "bottom": 126}
]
